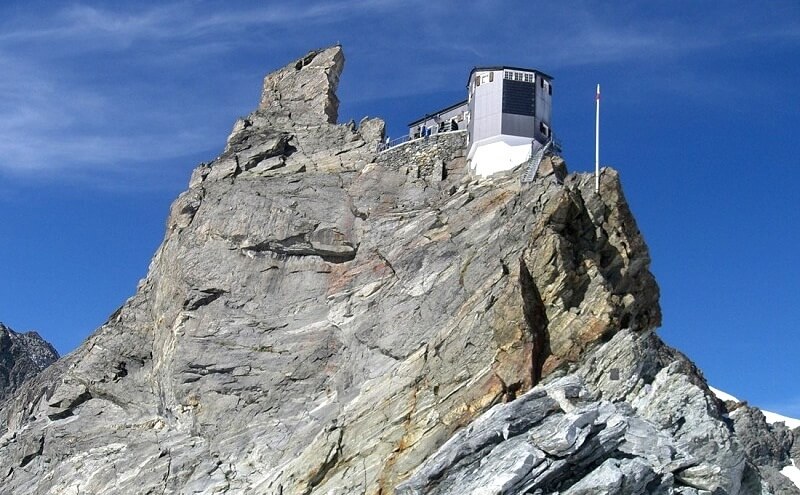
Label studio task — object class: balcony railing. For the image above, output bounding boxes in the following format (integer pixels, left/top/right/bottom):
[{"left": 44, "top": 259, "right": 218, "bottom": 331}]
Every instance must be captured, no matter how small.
[{"left": 377, "top": 129, "right": 467, "bottom": 153}]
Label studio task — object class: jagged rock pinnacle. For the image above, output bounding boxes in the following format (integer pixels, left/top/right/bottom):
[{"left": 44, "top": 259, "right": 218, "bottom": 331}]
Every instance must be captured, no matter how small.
[{"left": 258, "top": 45, "right": 344, "bottom": 125}]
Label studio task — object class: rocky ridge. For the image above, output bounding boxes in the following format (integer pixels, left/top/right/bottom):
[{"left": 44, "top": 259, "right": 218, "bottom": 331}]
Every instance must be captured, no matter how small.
[
  {"left": 0, "top": 46, "right": 797, "bottom": 494},
  {"left": 0, "top": 323, "right": 58, "bottom": 404}
]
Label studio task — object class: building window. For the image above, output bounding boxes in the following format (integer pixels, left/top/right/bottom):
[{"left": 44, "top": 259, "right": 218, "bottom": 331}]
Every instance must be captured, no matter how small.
[
  {"left": 540, "top": 79, "right": 545, "bottom": 88},
  {"left": 489, "top": 72, "right": 494, "bottom": 82},
  {"left": 503, "top": 70, "right": 535, "bottom": 84},
  {"left": 475, "top": 75, "right": 480, "bottom": 87},
  {"left": 549, "top": 83, "right": 552, "bottom": 95}
]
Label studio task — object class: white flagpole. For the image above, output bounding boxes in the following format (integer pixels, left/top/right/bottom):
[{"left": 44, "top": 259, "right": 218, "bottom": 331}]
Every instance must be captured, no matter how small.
[{"left": 595, "top": 83, "right": 600, "bottom": 194}]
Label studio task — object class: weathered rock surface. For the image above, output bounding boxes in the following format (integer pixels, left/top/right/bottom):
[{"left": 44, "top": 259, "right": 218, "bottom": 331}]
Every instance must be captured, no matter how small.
[
  {"left": 0, "top": 323, "right": 58, "bottom": 404},
  {"left": 720, "top": 399, "right": 800, "bottom": 494},
  {"left": 397, "top": 329, "right": 753, "bottom": 494},
  {"left": 0, "top": 46, "right": 793, "bottom": 494}
]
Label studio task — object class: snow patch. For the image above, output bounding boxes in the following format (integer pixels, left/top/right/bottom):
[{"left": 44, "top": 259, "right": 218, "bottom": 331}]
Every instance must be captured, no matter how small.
[
  {"left": 709, "top": 386, "right": 800, "bottom": 429},
  {"left": 709, "top": 386, "right": 739, "bottom": 403},
  {"left": 780, "top": 460, "right": 800, "bottom": 490},
  {"left": 762, "top": 410, "right": 800, "bottom": 430}
]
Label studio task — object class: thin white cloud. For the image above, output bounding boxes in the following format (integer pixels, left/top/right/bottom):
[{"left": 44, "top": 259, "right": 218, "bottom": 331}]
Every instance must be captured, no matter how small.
[
  {"left": 0, "top": 0, "right": 409, "bottom": 46},
  {"left": 476, "top": 2, "right": 800, "bottom": 68},
  {"left": 0, "top": 0, "right": 795, "bottom": 186},
  {"left": 0, "top": 52, "right": 220, "bottom": 180},
  {"left": 0, "top": 1, "right": 418, "bottom": 183}
]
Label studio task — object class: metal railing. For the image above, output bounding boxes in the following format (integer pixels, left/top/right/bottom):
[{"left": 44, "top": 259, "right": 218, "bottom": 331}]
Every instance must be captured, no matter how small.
[
  {"left": 377, "top": 129, "right": 467, "bottom": 153},
  {"left": 520, "top": 139, "right": 552, "bottom": 183},
  {"left": 377, "top": 135, "right": 412, "bottom": 152}
]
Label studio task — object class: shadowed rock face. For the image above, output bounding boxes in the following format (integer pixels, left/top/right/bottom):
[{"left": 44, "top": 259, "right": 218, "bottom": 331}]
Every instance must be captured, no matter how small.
[
  {"left": 0, "top": 323, "right": 58, "bottom": 404},
  {"left": 0, "top": 47, "right": 790, "bottom": 494}
]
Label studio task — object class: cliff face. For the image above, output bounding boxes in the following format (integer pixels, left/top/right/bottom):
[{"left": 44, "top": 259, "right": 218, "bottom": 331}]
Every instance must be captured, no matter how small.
[
  {"left": 0, "top": 323, "right": 58, "bottom": 404},
  {"left": 0, "top": 46, "right": 795, "bottom": 494}
]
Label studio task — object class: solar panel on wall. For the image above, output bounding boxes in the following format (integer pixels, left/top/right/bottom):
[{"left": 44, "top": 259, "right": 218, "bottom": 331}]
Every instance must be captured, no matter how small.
[{"left": 502, "top": 80, "right": 535, "bottom": 116}]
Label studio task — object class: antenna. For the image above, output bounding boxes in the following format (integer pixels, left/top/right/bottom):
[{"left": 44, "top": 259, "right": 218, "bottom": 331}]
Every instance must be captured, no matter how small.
[{"left": 595, "top": 84, "right": 600, "bottom": 194}]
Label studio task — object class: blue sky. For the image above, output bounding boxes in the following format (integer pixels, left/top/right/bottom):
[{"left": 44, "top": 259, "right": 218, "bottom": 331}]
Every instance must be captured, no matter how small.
[{"left": 1, "top": 1, "right": 798, "bottom": 416}]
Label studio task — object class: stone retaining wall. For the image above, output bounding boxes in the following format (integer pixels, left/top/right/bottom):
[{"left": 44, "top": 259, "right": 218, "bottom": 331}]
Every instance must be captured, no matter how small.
[{"left": 376, "top": 130, "right": 468, "bottom": 181}]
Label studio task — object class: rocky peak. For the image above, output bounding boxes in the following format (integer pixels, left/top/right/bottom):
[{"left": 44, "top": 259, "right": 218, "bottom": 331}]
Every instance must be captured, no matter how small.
[
  {"left": 0, "top": 322, "right": 59, "bottom": 404},
  {"left": 212, "top": 46, "right": 381, "bottom": 184},
  {"left": 0, "top": 47, "right": 795, "bottom": 494}
]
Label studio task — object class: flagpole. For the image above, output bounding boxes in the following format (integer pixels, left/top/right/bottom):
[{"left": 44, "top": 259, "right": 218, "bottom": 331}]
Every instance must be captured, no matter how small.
[{"left": 595, "top": 83, "right": 600, "bottom": 194}]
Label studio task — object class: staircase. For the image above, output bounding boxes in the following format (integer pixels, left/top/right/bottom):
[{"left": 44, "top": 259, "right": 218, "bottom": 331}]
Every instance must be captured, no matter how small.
[{"left": 520, "top": 139, "right": 552, "bottom": 183}]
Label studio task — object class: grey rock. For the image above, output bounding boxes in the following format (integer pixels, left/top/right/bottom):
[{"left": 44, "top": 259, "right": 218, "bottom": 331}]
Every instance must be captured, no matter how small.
[
  {"left": 732, "top": 404, "right": 794, "bottom": 469},
  {"left": 535, "top": 154, "right": 568, "bottom": 183},
  {"left": 0, "top": 322, "right": 58, "bottom": 404},
  {"left": 793, "top": 433, "right": 800, "bottom": 464},
  {"left": 578, "top": 330, "right": 747, "bottom": 494},
  {"left": 258, "top": 46, "right": 344, "bottom": 125},
  {"left": 760, "top": 465, "right": 800, "bottom": 495},
  {"left": 395, "top": 330, "right": 754, "bottom": 494},
  {"left": 358, "top": 116, "right": 386, "bottom": 145},
  {"left": 527, "top": 404, "right": 598, "bottom": 456},
  {"left": 721, "top": 402, "right": 800, "bottom": 494},
  {"left": 0, "top": 45, "right": 789, "bottom": 495},
  {"left": 395, "top": 387, "right": 559, "bottom": 494},
  {"left": 563, "top": 457, "right": 657, "bottom": 495}
]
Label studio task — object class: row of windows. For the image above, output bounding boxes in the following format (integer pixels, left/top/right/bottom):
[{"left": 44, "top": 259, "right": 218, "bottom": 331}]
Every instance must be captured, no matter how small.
[
  {"left": 504, "top": 70, "right": 534, "bottom": 83},
  {"left": 473, "top": 70, "right": 552, "bottom": 95}
]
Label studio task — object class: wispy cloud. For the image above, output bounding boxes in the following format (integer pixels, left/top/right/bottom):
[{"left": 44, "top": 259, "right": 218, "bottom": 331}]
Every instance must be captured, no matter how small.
[
  {"left": 453, "top": 2, "right": 800, "bottom": 69},
  {"left": 0, "top": 1, "right": 408, "bottom": 46},
  {"left": 0, "top": 1, "right": 417, "bottom": 186},
  {"left": 0, "top": 48, "right": 215, "bottom": 176},
  {"left": 0, "top": 0, "right": 796, "bottom": 188}
]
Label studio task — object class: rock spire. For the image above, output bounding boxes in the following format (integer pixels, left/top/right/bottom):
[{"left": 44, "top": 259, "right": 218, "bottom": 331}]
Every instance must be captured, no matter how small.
[{"left": 258, "top": 45, "right": 344, "bottom": 125}]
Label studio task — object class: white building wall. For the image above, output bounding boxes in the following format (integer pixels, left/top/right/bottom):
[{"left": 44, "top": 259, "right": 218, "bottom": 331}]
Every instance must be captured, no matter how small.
[
  {"left": 468, "top": 70, "right": 503, "bottom": 144},
  {"left": 468, "top": 135, "right": 533, "bottom": 177},
  {"left": 468, "top": 69, "right": 536, "bottom": 177}
]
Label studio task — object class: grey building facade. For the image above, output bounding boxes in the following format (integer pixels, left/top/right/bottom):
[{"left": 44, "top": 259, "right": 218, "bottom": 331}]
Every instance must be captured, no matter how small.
[
  {"left": 406, "top": 65, "right": 553, "bottom": 176},
  {"left": 408, "top": 100, "right": 469, "bottom": 138}
]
